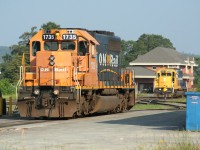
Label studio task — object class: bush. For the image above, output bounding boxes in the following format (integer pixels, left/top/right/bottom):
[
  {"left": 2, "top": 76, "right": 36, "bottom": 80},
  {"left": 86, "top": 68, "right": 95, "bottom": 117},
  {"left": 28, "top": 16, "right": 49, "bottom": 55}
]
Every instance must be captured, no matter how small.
[{"left": 0, "top": 78, "right": 15, "bottom": 95}]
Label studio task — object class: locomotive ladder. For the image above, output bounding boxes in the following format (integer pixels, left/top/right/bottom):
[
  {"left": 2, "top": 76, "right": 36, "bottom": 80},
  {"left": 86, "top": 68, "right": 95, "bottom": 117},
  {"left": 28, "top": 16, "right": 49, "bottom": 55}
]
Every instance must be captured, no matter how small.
[{"left": 74, "top": 67, "right": 81, "bottom": 114}]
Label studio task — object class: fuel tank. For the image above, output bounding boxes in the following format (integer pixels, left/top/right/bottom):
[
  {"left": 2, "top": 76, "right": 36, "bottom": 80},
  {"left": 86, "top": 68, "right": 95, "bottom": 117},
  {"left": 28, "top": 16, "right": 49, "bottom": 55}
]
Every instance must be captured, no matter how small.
[{"left": 92, "top": 95, "right": 121, "bottom": 113}]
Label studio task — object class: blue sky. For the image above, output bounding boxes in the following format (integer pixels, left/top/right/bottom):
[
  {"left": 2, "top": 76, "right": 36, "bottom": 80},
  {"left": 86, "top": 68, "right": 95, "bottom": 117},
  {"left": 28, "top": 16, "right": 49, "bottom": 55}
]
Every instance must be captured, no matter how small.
[{"left": 0, "top": 0, "right": 199, "bottom": 54}]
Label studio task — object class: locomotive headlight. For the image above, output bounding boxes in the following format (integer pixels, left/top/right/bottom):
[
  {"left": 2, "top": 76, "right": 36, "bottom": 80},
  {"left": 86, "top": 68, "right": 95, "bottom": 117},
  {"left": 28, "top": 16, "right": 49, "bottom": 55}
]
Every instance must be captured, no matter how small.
[
  {"left": 49, "top": 61, "right": 55, "bottom": 66},
  {"left": 55, "top": 32, "right": 60, "bottom": 37},
  {"left": 49, "top": 55, "right": 55, "bottom": 61},
  {"left": 49, "top": 55, "right": 55, "bottom": 66},
  {"left": 34, "top": 89, "right": 40, "bottom": 95},
  {"left": 53, "top": 89, "right": 59, "bottom": 95}
]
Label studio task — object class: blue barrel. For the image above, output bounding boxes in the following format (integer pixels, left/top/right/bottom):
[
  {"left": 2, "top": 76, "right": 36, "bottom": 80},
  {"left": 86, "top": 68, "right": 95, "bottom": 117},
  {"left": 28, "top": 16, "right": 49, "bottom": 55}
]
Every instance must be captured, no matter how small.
[{"left": 186, "top": 92, "right": 200, "bottom": 131}]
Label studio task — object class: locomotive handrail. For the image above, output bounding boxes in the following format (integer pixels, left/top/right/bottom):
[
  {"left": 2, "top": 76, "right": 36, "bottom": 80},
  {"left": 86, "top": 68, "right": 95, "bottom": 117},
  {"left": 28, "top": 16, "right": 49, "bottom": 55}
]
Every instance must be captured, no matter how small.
[{"left": 16, "top": 66, "right": 24, "bottom": 100}]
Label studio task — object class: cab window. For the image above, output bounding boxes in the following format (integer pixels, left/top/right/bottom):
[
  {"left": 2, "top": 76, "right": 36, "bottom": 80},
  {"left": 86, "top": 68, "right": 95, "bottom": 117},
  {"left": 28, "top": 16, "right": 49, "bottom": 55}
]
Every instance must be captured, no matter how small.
[
  {"left": 61, "top": 42, "right": 75, "bottom": 50},
  {"left": 167, "top": 73, "right": 171, "bottom": 76},
  {"left": 44, "top": 42, "right": 58, "bottom": 51},
  {"left": 161, "top": 73, "right": 166, "bottom": 76},
  {"left": 157, "top": 73, "right": 160, "bottom": 78},
  {"left": 32, "top": 41, "right": 40, "bottom": 56},
  {"left": 78, "top": 41, "right": 88, "bottom": 56}
]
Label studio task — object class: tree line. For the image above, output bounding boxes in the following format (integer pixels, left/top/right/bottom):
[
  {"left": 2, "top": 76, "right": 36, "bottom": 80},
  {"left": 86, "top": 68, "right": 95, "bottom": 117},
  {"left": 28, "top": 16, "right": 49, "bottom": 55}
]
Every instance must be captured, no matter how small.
[
  {"left": 0, "top": 22, "right": 60, "bottom": 94},
  {"left": 0, "top": 21, "right": 199, "bottom": 94}
]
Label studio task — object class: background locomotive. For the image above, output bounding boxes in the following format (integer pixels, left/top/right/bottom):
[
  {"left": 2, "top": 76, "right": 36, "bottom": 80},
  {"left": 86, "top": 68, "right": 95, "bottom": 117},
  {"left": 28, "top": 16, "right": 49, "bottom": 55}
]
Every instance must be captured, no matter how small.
[
  {"left": 17, "top": 28, "right": 135, "bottom": 118},
  {"left": 154, "top": 68, "right": 187, "bottom": 97}
]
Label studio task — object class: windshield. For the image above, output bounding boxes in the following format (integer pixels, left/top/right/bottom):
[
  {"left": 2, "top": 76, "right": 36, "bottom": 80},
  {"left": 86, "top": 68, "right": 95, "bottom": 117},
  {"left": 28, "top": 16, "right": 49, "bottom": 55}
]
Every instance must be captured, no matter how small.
[
  {"left": 44, "top": 41, "right": 76, "bottom": 51},
  {"left": 61, "top": 42, "right": 75, "bottom": 50},
  {"left": 161, "top": 72, "right": 171, "bottom": 76},
  {"left": 44, "top": 42, "right": 58, "bottom": 51}
]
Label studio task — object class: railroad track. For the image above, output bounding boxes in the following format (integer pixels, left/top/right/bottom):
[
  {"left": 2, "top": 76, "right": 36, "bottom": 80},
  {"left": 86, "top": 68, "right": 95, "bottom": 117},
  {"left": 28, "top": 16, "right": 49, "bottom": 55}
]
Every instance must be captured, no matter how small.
[{"left": 136, "top": 96, "right": 186, "bottom": 109}]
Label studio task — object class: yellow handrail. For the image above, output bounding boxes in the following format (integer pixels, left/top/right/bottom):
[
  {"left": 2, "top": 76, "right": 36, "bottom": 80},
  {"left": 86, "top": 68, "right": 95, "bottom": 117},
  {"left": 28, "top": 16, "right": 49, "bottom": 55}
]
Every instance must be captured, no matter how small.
[{"left": 9, "top": 97, "right": 12, "bottom": 116}]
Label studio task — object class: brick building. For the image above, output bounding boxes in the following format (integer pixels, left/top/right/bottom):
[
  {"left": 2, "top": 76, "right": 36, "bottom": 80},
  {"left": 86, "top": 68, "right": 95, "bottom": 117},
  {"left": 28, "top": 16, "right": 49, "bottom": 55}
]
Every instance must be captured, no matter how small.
[{"left": 128, "top": 47, "right": 198, "bottom": 93}]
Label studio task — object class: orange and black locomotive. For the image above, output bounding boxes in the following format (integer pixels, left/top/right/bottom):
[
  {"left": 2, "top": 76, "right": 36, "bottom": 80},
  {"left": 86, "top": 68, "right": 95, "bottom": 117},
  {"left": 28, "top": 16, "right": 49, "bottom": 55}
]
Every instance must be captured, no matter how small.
[{"left": 17, "top": 28, "right": 135, "bottom": 118}]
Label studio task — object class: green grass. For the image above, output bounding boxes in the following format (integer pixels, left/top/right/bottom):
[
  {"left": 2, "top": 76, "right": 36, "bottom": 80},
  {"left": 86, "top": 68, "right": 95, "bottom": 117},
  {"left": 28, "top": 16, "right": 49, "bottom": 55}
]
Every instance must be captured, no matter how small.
[
  {"left": 155, "top": 134, "right": 200, "bottom": 150},
  {"left": 167, "top": 97, "right": 186, "bottom": 103},
  {"left": 2, "top": 94, "right": 16, "bottom": 100},
  {"left": 132, "top": 103, "right": 175, "bottom": 110}
]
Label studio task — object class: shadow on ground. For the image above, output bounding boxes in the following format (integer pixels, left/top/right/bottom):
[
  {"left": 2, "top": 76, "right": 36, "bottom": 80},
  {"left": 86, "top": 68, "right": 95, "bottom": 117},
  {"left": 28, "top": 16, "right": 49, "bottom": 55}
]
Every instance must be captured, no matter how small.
[{"left": 98, "top": 110, "right": 186, "bottom": 131}]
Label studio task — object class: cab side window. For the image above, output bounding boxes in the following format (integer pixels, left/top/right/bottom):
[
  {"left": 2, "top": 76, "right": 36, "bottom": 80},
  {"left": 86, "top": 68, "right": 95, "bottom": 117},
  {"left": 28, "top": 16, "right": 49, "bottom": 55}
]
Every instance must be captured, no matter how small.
[
  {"left": 32, "top": 41, "right": 40, "bottom": 56},
  {"left": 78, "top": 41, "right": 88, "bottom": 56}
]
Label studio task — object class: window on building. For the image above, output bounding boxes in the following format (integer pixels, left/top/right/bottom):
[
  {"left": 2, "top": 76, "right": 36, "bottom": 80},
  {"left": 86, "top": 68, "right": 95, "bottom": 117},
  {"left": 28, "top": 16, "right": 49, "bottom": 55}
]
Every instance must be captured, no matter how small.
[{"left": 152, "top": 66, "right": 156, "bottom": 70}]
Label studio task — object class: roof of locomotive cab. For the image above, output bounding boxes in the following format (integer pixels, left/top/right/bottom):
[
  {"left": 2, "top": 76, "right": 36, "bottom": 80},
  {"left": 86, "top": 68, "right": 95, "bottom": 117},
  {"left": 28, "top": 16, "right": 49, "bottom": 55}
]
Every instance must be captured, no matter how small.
[
  {"left": 30, "top": 28, "right": 100, "bottom": 45},
  {"left": 58, "top": 28, "right": 115, "bottom": 36}
]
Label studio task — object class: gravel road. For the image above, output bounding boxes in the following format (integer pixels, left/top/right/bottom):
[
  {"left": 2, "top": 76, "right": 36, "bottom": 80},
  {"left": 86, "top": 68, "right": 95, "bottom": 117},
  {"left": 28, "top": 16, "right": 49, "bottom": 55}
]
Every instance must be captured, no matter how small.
[{"left": 0, "top": 110, "right": 199, "bottom": 150}]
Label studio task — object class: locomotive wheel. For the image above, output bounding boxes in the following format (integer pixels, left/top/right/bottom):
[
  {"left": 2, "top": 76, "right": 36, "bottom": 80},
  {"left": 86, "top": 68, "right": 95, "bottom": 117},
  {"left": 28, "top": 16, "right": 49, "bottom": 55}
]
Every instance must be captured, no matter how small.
[
  {"left": 115, "top": 105, "right": 121, "bottom": 113},
  {"left": 120, "top": 95, "right": 128, "bottom": 112},
  {"left": 72, "top": 112, "right": 78, "bottom": 119},
  {"left": 120, "top": 100, "right": 127, "bottom": 112}
]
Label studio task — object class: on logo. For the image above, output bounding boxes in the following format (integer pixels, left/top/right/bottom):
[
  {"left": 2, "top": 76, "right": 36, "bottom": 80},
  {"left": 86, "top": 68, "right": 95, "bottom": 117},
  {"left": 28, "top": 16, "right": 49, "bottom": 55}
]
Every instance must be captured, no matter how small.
[
  {"left": 40, "top": 68, "right": 50, "bottom": 72},
  {"left": 98, "top": 52, "right": 118, "bottom": 67}
]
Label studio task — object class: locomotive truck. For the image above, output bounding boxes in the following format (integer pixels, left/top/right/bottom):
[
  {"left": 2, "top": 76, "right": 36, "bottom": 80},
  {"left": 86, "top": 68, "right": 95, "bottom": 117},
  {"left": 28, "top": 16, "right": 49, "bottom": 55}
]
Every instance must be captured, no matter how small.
[{"left": 17, "top": 28, "right": 135, "bottom": 118}]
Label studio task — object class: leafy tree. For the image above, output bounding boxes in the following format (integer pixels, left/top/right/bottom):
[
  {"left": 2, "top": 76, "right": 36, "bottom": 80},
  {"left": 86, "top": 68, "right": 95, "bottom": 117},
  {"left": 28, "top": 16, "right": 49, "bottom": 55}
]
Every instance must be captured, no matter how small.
[
  {"left": 41, "top": 21, "right": 61, "bottom": 30},
  {"left": 18, "top": 26, "right": 37, "bottom": 45},
  {"left": 194, "top": 57, "right": 200, "bottom": 91},
  {"left": 136, "top": 34, "right": 175, "bottom": 53},
  {"left": 121, "top": 40, "right": 136, "bottom": 67},
  {"left": 0, "top": 78, "right": 15, "bottom": 95},
  {"left": 121, "top": 34, "right": 175, "bottom": 67},
  {"left": 0, "top": 22, "right": 61, "bottom": 85}
]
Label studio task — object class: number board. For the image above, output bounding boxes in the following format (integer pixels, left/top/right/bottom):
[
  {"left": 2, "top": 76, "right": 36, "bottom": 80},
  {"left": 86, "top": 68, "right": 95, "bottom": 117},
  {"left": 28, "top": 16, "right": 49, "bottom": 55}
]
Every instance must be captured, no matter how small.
[
  {"left": 42, "top": 34, "right": 55, "bottom": 40},
  {"left": 62, "top": 34, "right": 77, "bottom": 40}
]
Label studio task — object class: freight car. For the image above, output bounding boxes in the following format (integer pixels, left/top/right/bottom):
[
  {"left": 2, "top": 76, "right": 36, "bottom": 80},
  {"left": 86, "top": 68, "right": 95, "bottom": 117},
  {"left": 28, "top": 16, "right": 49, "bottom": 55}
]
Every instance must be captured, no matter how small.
[
  {"left": 154, "top": 68, "right": 187, "bottom": 98},
  {"left": 16, "top": 28, "right": 135, "bottom": 118}
]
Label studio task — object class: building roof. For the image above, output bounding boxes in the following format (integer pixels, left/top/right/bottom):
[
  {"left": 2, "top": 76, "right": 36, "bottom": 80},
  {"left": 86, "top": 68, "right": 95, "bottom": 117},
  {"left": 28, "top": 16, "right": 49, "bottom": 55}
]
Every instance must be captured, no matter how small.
[
  {"left": 129, "top": 47, "right": 197, "bottom": 66},
  {"left": 127, "top": 66, "right": 156, "bottom": 78}
]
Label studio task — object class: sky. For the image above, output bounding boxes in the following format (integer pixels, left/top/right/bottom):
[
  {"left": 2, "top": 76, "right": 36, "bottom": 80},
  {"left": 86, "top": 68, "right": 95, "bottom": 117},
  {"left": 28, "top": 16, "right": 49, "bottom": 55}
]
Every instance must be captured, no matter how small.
[{"left": 0, "top": 0, "right": 199, "bottom": 55}]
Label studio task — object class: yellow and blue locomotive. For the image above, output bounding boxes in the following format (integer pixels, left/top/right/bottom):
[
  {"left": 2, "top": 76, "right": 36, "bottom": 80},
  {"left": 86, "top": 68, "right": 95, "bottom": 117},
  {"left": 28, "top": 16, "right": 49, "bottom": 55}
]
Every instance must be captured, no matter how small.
[{"left": 154, "top": 68, "right": 187, "bottom": 97}]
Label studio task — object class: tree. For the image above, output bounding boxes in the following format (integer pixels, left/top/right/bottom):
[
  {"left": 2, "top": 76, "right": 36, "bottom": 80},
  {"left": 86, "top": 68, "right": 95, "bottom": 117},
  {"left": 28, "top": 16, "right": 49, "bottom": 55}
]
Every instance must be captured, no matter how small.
[
  {"left": 136, "top": 34, "right": 175, "bottom": 53},
  {"left": 41, "top": 21, "right": 61, "bottom": 30},
  {"left": 121, "top": 40, "right": 137, "bottom": 67},
  {"left": 18, "top": 26, "right": 37, "bottom": 45},
  {"left": 121, "top": 34, "right": 175, "bottom": 67},
  {"left": 0, "top": 78, "right": 15, "bottom": 95},
  {"left": 194, "top": 57, "right": 200, "bottom": 91},
  {"left": 0, "top": 22, "right": 61, "bottom": 85}
]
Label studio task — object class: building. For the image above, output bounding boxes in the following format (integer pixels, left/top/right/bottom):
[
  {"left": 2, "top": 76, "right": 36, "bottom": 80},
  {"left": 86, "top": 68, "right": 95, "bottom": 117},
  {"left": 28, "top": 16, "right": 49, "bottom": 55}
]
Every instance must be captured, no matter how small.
[{"left": 128, "top": 47, "right": 198, "bottom": 93}]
